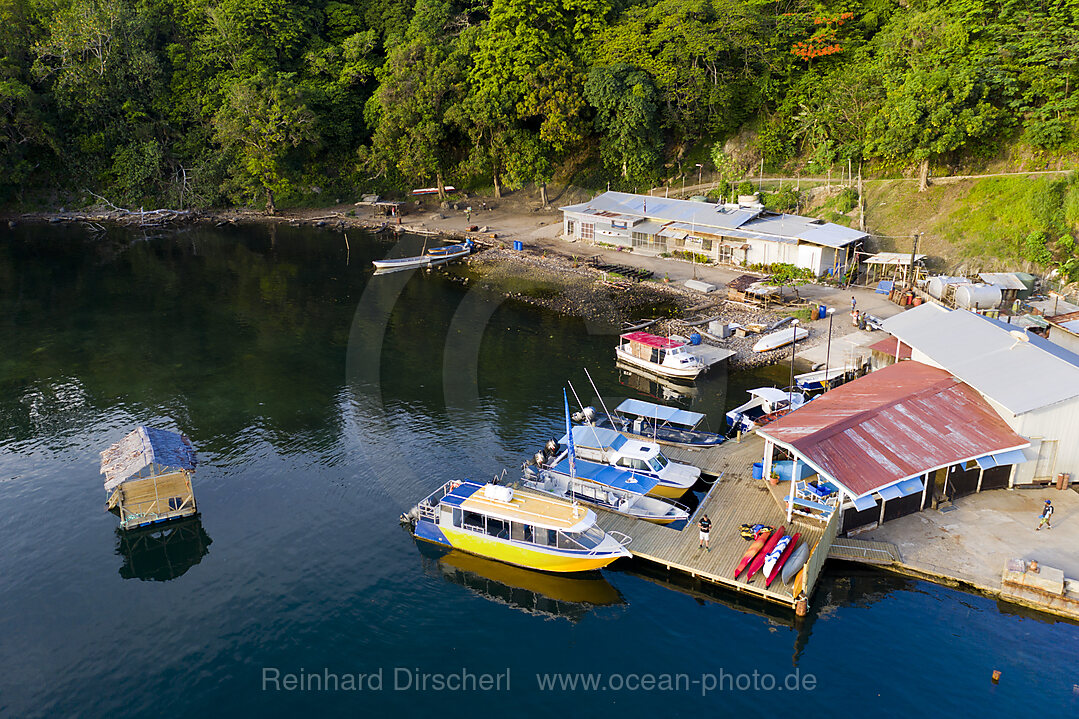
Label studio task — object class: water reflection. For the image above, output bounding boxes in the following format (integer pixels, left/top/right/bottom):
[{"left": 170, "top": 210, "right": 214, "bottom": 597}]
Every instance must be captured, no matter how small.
[
  {"left": 418, "top": 543, "right": 625, "bottom": 621},
  {"left": 616, "top": 361, "right": 698, "bottom": 402},
  {"left": 115, "top": 516, "right": 213, "bottom": 582}
]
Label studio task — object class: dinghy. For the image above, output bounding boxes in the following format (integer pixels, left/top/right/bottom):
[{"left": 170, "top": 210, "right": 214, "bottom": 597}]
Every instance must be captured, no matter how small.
[{"left": 752, "top": 326, "right": 809, "bottom": 352}]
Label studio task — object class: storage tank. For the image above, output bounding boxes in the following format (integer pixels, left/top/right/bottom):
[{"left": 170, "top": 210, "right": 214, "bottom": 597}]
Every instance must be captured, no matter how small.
[
  {"left": 927, "top": 275, "right": 966, "bottom": 299},
  {"left": 955, "top": 283, "right": 1003, "bottom": 310},
  {"left": 1012, "top": 272, "right": 1038, "bottom": 299}
]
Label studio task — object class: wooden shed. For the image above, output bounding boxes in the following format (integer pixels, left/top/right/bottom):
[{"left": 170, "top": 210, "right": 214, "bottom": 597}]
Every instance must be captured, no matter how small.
[{"left": 101, "top": 426, "right": 198, "bottom": 530}]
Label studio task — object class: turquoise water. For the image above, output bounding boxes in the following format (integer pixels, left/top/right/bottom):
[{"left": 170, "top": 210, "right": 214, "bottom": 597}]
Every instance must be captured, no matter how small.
[{"left": 0, "top": 225, "right": 1076, "bottom": 717}]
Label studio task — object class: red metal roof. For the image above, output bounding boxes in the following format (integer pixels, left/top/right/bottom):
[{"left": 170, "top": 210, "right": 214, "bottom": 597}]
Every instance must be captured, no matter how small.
[
  {"left": 867, "top": 336, "right": 912, "bottom": 360},
  {"left": 620, "top": 332, "right": 683, "bottom": 348},
  {"left": 757, "top": 361, "right": 1028, "bottom": 497}
]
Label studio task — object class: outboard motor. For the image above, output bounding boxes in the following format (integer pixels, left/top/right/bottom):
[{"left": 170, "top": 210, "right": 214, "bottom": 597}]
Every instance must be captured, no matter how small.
[
  {"left": 571, "top": 410, "right": 585, "bottom": 423},
  {"left": 534, "top": 451, "right": 548, "bottom": 467},
  {"left": 545, "top": 438, "right": 559, "bottom": 455},
  {"left": 581, "top": 406, "right": 597, "bottom": 424}
]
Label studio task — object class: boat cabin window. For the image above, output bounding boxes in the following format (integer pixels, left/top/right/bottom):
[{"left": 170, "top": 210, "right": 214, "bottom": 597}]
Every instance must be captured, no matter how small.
[
  {"left": 650, "top": 348, "right": 663, "bottom": 364},
  {"left": 510, "top": 522, "right": 535, "bottom": 543},
  {"left": 461, "top": 510, "right": 485, "bottom": 532},
  {"left": 556, "top": 526, "right": 605, "bottom": 551},
  {"left": 616, "top": 457, "right": 650, "bottom": 472},
  {"left": 440, "top": 507, "right": 456, "bottom": 526},
  {"left": 486, "top": 517, "right": 509, "bottom": 539},
  {"left": 650, "top": 454, "right": 669, "bottom": 471}
]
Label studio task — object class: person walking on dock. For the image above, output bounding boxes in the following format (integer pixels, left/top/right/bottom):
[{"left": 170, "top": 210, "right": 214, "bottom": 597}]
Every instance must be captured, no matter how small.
[
  {"left": 698, "top": 514, "right": 712, "bottom": 550},
  {"left": 1036, "top": 500, "right": 1054, "bottom": 530}
]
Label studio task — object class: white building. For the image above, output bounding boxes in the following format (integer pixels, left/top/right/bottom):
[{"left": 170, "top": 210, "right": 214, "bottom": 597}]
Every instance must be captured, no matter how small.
[
  {"left": 559, "top": 191, "right": 866, "bottom": 276},
  {"left": 882, "top": 303, "right": 1079, "bottom": 486}
]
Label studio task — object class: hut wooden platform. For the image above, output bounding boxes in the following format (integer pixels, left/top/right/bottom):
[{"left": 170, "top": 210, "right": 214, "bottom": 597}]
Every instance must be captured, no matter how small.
[{"left": 596, "top": 435, "right": 839, "bottom": 609}]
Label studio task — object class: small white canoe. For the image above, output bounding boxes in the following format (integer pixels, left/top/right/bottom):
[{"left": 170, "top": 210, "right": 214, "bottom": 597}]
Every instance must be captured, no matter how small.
[
  {"left": 752, "top": 326, "right": 809, "bottom": 352},
  {"left": 372, "top": 255, "right": 431, "bottom": 270}
]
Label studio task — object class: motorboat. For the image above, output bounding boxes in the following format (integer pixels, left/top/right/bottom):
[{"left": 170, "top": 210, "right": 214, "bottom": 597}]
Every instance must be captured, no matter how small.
[
  {"left": 752, "top": 325, "right": 809, "bottom": 352},
  {"left": 579, "top": 398, "right": 724, "bottom": 447},
  {"left": 405, "top": 480, "right": 630, "bottom": 572},
  {"left": 521, "top": 467, "right": 689, "bottom": 525},
  {"left": 725, "top": 387, "right": 806, "bottom": 434},
  {"left": 542, "top": 426, "right": 700, "bottom": 498},
  {"left": 794, "top": 367, "right": 850, "bottom": 392},
  {"left": 615, "top": 332, "right": 706, "bottom": 379},
  {"left": 372, "top": 240, "right": 472, "bottom": 271}
]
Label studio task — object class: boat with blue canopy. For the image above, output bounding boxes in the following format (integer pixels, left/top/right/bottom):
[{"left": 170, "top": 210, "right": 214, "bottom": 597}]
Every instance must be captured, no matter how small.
[
  {"left": 578, "top": 398, "right": 724, "bottom": 447},
  {"left": 372, "top": 239, "right": 472, "bottom": 271}
]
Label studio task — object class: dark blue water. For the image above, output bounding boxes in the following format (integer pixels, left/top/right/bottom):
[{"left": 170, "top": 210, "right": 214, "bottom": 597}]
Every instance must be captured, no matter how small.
[{"left": 1, "top": 225, "right": 1076, "bottom": 717}]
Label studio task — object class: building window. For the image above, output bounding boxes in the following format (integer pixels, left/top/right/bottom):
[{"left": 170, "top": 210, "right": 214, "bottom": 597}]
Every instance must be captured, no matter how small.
[
  {"left": 566, "top": 219, "right": 574, "bottom": 236},
  {"left": 632, "top": 232, "right": 650, "bottom": 247},
  {"left": 718, "top": 245, "right": 734, "bottom": 264},
  {"left": 581, "top": 223, "right": 595, "bottom": 241}
]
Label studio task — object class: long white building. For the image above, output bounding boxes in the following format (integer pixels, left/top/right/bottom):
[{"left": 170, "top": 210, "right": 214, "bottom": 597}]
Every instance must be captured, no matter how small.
[{"left": 559, "top": 191, "right": 867, "bottom": 276}]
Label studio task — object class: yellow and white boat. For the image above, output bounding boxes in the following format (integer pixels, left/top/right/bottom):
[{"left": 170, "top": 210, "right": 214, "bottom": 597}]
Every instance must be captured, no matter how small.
[{"left": 406, "top": 480, "right": 631, "bottom": 573}]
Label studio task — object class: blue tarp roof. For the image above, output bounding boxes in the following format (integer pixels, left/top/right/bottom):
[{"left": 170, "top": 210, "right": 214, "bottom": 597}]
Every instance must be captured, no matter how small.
[
  {"left": 100, "top": 426, "right": 198, "bottom": 491},
  {"left": 549, "top": 458, "right": 658, "bottom": 494},
  {"left": 440, "top": 481, "right": 482, "bottom": 507},
  {"left": 616, "top": 399, "right": 705, "bottom": 427},
  {"left": 560, "top": 425, "right": 628, "bottom": 450}
]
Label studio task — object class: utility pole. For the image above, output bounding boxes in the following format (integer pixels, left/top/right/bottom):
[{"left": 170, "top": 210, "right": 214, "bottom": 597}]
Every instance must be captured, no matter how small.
[
  {"left": 908, "top": 233, "right": 920, "bottom": 289},
  {"left": 759, "top": 159, "right": 764, "bottom": 191}
]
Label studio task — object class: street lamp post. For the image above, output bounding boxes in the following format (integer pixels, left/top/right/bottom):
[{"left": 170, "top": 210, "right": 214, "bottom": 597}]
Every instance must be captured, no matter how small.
[
  {"left": 788, "top": 319, "right": 800, "bottom": 406},
  {"left": 696, "top": 163, "right": 703, "bottom": 186},
  {"left": 824, "top": 308, "right": 836, "bottom": 390}
]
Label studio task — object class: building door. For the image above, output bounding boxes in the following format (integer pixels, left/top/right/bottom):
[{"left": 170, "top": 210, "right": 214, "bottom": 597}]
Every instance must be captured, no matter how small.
[{"left": 1033, "top": 439, "right": 1058, "bottom": 482}]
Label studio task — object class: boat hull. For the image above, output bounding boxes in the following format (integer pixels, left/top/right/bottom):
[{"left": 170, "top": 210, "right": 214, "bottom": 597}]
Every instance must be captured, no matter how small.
[
  {"left": 615, "top": 348, "right": 704, "bottom": 379},
  {"left": 648, "top": 480, "right": 694, "bottom": 499},
  {"left": 752, "top": 327, "right": 809, "bottom": 352},
  {"left": 414, "top": 520, "right": 624, "bottom": 573},
  {"left": 372, "top": 257, "right": 430, "bottom": 270}
]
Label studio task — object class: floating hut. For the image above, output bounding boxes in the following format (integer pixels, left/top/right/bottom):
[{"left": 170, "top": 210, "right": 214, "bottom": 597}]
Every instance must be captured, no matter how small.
[{"left": 101, "top": 426, "right": 198, "bottom": 530}]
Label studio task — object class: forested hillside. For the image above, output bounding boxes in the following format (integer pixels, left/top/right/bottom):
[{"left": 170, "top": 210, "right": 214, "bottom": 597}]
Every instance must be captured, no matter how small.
[{"left": 0, "top": 0, "right": 1076, "bottom": 210}]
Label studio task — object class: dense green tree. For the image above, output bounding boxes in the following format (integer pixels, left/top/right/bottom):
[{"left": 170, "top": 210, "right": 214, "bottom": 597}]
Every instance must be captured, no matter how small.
[{"left": 584, "top": 62, "right": 661, "bottom": 183}]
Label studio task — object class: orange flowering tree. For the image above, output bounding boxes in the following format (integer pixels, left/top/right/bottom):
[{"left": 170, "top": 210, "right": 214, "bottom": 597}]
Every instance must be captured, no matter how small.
[{"left": 790, "top": 11, "right": 854, "bottom": 63}]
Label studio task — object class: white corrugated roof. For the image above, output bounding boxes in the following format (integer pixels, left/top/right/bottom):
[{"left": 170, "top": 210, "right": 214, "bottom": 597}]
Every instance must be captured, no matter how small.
[
  {"left": 560, "top": 192, "right": 866, "bottom": 248},
  {"left": 881, "top": 304, "right": 1079, "bottom": 415}
]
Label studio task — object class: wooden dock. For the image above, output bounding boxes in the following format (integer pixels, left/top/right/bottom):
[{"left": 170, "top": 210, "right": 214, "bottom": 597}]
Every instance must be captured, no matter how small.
[
  {"left": 665, "top": 437, "right": 758, "bottom": 477},
  {"left": 596, "top": 435, "right": 836, "bottom": 609}
]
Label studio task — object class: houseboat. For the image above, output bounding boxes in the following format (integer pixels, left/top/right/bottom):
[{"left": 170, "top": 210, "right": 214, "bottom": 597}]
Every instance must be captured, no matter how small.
[
  {"left": 726, "top": 388, "right": 806, "bottom": 434},
  {"left": 615, "top": 332, "right": 706, "bottom": 380},
  {"left": 406, "top": 480, "right": 630, "bottom": 573},
  {"left": 577, "top": 398, "right": 724, "bottom": 447},
  {"left": 522, "top": 466, "right": 690, "bottom": 525}
]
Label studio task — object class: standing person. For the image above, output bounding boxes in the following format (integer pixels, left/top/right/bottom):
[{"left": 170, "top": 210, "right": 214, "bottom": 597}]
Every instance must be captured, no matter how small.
[
  {"left": 698, "top": 514, "right": 712, "bottom": 550},
  {"left": 1036, "top": 499, "right": 1054, "bottom": 530},
  {"left": 851, "top": 295, "right": 857, "bottom": 314}
]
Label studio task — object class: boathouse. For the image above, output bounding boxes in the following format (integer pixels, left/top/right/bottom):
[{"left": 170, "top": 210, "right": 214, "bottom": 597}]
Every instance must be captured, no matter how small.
[
  {"left": 756, "top": 361, "right": 1031, "bottom": 536},
  {"left": 883, "top": 304, "right": 1079, "bottom": 488},
  {"left": 100, "top": 426, "right": 198, "bottom": 530},
  {"left": 559, "top": 191, "right": 866, "bottom": 276}
]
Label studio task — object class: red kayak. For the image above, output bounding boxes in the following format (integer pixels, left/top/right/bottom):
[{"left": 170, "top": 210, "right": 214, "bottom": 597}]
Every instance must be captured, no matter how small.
[
  {"left": 733, "top": 529, "right": 772, "bottom": 578},
  {"left": 765, "top": 532, "right": 801, "bottom": 587},
  {"left": 745, "top": 525, "right": 785, "bottom": 581}
]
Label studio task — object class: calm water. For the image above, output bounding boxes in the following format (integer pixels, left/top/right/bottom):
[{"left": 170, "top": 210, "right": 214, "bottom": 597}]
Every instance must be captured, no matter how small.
[{"left": 1, "top": 225, "right": 1076, "bottom": 717}]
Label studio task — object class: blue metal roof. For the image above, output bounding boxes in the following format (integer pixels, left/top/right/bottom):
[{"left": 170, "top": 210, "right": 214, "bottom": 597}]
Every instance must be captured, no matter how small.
[
  {"left": 974, "top": 447, "right": 1030, "bottom": 470},
  {"left": 549, "top": 458, "right": 658, "bottom": 494},
  {"left": 440, "top": 481, "right": 483, "bottom": 507},
  {"left": 894, "top": 477, "right": 925, "bottom": 497},
  {"left": 851, "top": 494, "right": 878, "bottom": 511},
  {"left": 616, "top": 399, "right": 705, "bottom": 427},
  {"left": 877, "top": 484, "right": 903, "bottom": 501}
]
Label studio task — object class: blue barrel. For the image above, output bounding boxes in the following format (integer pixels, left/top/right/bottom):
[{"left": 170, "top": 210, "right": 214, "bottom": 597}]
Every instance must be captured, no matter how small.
[
  {"left": 752, "top": 462, "right": 764, "bottom": 480},
  {"left": 818, "top": 304, "right": 827, "bottom": 320},
  {"left": 512, "top": 240, "right": 523, "bottom": 251},
  {"left": 689, "top": 332, "right": 702, "bottom": 345}
]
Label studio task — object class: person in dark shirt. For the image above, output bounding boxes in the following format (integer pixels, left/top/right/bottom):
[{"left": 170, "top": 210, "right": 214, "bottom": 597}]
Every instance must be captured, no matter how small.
[
  {"left": 698, "top": 514, "right": 712, "bottom": 550},
  {"left": 1036, "top": 499, "right": 1054, "bottom": 530}
]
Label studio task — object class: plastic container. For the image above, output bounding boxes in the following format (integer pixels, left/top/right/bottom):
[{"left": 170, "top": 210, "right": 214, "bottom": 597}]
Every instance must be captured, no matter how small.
[
  {"left": 752, "top": 462, "right": 764, "bottom": 480},
  {"left": 512, "top": 240, "right": 523, "bottom": 251},
  {"left": 689, "top": 333, "right": 702, "bottom": 345},
  {"left": 818, "top": 305, "right": 827, "bottom": 320}
]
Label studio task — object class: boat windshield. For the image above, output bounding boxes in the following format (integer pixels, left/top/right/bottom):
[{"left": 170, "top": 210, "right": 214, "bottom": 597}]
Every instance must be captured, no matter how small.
[
  {"left": 649, "top": 454, "right": 669, "bottom": 471},
  {"left": 557, "top": 525, "right": 607, "bottom": 551}
]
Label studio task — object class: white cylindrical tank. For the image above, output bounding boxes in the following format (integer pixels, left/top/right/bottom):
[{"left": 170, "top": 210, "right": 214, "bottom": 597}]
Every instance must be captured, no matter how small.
[
  {"left": 955, "top": 283, "right": 1002, "bottom": 310},
  {"left": 927, "top": 275, "right": 966, "bottom": 299}
]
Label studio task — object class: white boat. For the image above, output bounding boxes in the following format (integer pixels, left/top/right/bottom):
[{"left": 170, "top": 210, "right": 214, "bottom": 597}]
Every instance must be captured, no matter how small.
[
  {"left": 725, "top": 387, "right": 806, "bottom": 434},
  {"left": 522, "top": 469, "right": 689, "bottom": 525},
  {"left": 752, "top": 326, "right": 809, "bottom": 352},
  {"left": 372, "top": 240, "right": 472, "bottom": 271},
  {"left": 794, "top": 367, "right": 849, "bottom": 392},
  {"left": 615, "top": 332, "right": 706, "bottom": 379}
]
